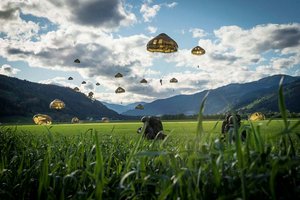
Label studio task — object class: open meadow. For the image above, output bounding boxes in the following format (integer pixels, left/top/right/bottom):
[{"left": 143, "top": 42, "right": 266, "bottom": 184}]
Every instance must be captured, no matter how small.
[{"left": 1, "top": 118, "right": 300, "bottom": 199}]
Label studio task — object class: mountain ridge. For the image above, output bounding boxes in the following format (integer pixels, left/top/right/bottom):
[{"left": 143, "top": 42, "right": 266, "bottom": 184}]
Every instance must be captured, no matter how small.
[{"left": 122, "top": 74, "right": 300, "bottom": 116}]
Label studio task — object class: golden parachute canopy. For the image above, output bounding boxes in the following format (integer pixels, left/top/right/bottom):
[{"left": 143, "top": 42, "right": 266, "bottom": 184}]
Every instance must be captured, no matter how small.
[
  {"left": 147, "top": 33, "right": 178, "bottom": 53},
  {"left": 68, "top": 77, "right": 73, "bottom": 80},
  {"left": 88, "top": 91, "right": 94, "bottom": 98},
  {"left": 135, "top": 104, "right": 144, "bottom": 110},
  {"left": 140, "top": 78, "right": 147, "bottom": 84},
  {"left": 115, "top": 87, "right": 125, "bottom": 94},
  {"left": 49, "top": 99, "right": 65, "bottom": 110},
  {"left": 71, "top": 117, "right": 79, "bottom": 123},
  {"left": 33, "top": 114, "right": 52, "bottom": 125},
  {"left": 115, "top": 73, "right": 123, "bottom": 78},
  {"left": 96, "top": 82, "right": 100, "bottom": 86},
  {"left": 170, "top": 78, "right": 178, "bottom": 83},
  {"left": 74, "top": 59, "right": 80, "bottom": 63},
  {"left": 191, "top": 46, "right": 205, "bottom": 55},
  {"left": 102, "top": 117, "right": 110, "bottom": 123},
  {"left": 74, "top": 87, "right": 80, "bottom": 92},
  {"left": 81, "top": 81, "right": 86, "bottom": 84},
  {"left": 249, "top": 112, "right": 265, "bottom": 121}
]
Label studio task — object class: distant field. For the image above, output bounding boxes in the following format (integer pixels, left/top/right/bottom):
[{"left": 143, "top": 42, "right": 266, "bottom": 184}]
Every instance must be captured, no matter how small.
[{"left": 3, "top": 119, "right": 300, "bottom": 139}]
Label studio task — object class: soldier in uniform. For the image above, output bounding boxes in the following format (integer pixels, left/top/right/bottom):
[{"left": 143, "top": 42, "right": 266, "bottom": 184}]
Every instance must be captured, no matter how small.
[{"left": 137, "top": 116, "right": 166, "bottom": 140}]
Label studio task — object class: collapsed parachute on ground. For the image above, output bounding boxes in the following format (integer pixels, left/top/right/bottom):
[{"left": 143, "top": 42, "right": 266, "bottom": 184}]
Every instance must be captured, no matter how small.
[
  {"left": 71, "top": 117, "right": 79, "bottom": 123},
  {"left": 102, "top": 117, "right": 110, "bottom": 123},
  {"left": 135, "top": 104, "right": 144, "bottom": 110},
  {"left": 96, "top": 82, "right": 100, "bottom": 86},
  {"left": 191, "top": 46, "right": 205, "bottom": 55},
  {"left": 249, "top": 112, "right": 265, "bottom": 121},
  {"left": 33, "top": 114, "right": 52, "bottom": 125},
  {"left": 73, "top": 87, "right": 80, "bottom": 92},
  {"left": 147, "top": 33, "right": 178, "bottom": 53},
  {"left": 49, "top": 99, "right": 65, "bottom": 110},
  {"left": 115, "top": 73, "right": 123, "bottom": 78},
  {"left": 88, "top": 91, "right": 94, "bottom": 98},
  {"left": 81, "top": 81, "right": 86, "bottom": 84},
  {"left": 68, "top": 77, "right": 73, "bottom": 80},
  {"left": 170, "top": 78, "right": 178, "bottom": 83},
  {"left": 115, "top": 87, "right": 125, "bottom": 93},
  {"left": 74, "top": 59, "right": 80, "bottom": 63},
  {"left": 140, "top": 78, "right": 147, "bottom": 84}
]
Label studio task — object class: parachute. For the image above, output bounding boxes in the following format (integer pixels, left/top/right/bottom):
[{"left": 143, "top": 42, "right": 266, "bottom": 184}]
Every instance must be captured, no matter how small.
[
  {"left": 49, "top": 99, "right": 65, "bottom": 110},
  {"left": 102, "top": 117, "right": 110, "bottom": 123},
  {"left": 115, "top": 86, "right": 125, "bottom": 94},
  {"left": 71, "top": 117, "right": 79, "bottom": 123},
  {"left": 114, "top": 73, "right": 123, "bottom": 78},
  {"left": 147, "top": 33, "right": 178, "bottom": 53},
  {"left": 74, "top": 59, "right": 80, "bottom": 63},
  {"left": 191, "top": 46, "right": 205, "bottom": 55},
  {"left": 140, "top": 78, "right": 147, "bottom": 84},
  {"left": 160, "top": 79, "right": 163, "bottom": 85},
  {"left": 68, "top": 77, "right": 73, "bottom": 80},
  {"left": 135, "top": 104, "right": 144, "bottom": 110},
  {"left": 96, "top": 82, "right": 100, "bottom": 86},
  {"left": 249, "top": 112, "right": 265, "bottom": 121},
  {"left": 170, "top": 78, "right": 178, "bottom": 83},
  {"left": 88, "top": 91, "right": 94, "bottom": 99},
  {"left": 81, "top": 81, "right": 86, "bottom": 84},
  {"left": 33, "top": 114, "right": 52, "bottom": 125},
  {"left": 73, "top": 87, "right": 80, "bottom": 92}
]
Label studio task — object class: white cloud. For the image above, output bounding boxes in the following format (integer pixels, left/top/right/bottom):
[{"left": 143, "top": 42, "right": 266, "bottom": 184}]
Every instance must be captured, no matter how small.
[
  {"left": 165, "top": 2, "right": 178, "bottom": 8},
  {"left": 0, "top": 64, "right": 20, "bottom": 76},
  {"left": 1, "top": 0, "right": 300, "bottom": 105},
  {"left": 189, "top": 28, "right": 207, "bottom": 38},
  {"left": 146, "top": 26, "right": 157, "bottom": 34},
  {"left": 140, "top": 3, "right": 161, "bottom": 22}
]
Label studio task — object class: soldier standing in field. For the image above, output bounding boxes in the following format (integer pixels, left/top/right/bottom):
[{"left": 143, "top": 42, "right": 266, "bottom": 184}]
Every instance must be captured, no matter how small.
[{"left": 137, "top": 116, "right": 166, "bottom": 140}]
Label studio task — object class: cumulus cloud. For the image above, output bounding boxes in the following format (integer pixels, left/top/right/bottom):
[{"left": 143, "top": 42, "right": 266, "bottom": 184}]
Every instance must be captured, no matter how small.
[
  {"left": 189, "top": 28, "right": 207, "bottom": 38},
  {"left": 0, "top": 64, "right": 20, "bottom": 76},
  {"left": 140, "top": 3, "right": 160, "bottom": 22},
  {"left": 1, "top": 0, "right": 300, "bottom": 105},
  {"left": 146, "top": 26, "right": 157, "bottom": 34},
  {"left": 1, "top": 0, "right": 136, "bottom": 30},
  {"left": 165, "top": 2, "right": 178, "bottom": 8}
]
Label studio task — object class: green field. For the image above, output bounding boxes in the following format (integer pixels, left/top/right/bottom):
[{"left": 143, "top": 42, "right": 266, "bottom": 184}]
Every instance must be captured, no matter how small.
[{"left": 1, "top": 119, "right": 300, "bottom": 199}]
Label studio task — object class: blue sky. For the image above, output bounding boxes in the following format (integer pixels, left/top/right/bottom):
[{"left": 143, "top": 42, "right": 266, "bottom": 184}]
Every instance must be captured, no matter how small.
[{"left": 1, "top": 0, "right": 300, "bottom": 104}]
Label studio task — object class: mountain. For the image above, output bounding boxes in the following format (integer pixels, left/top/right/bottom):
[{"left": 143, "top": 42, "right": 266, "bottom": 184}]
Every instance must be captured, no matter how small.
[
  {"left": 0, "top": 74, "right": 126, "bottom": 122},
  {"left": 102, "top": 102, "right": 146, "bottom": 114},
  {"left": 123, "top": 75, "right": 300, "bottom": 116}
]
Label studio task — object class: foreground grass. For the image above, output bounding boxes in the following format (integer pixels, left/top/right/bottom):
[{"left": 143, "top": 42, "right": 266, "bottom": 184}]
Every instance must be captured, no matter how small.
[{"left": 1, "top": 118, "right": 300, "bottom": 200}]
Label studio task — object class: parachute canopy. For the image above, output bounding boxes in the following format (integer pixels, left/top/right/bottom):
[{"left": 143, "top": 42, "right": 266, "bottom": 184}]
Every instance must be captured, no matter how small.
[
  {"left": 191, "top": 46, "right": 205, "bottom": 55},
  {"left": 33, "top": 114, "right": 52, "bottom": 125},
  {"left": 88, "top": 91, "right": 94, "bottom": 98},
  {"left": 102, "top": 117, "right": 110, "bottom": 123},
  {"left": 73, "top": 87, "right": 80, "bottom": 92},
  {"left": 147, "top": 33, "right": 178, "bottom": 53},
  {"left": 49, "top": 99, "right": 65, "bottom": 110},
  {"left": 96, "top": 82, "right": 100, "bottom": 86},
  {"left": 71, "top": 117, "right": 79, "bottom": 123},
  {"left": 140, "top": 78, "right": 147, "bottom": 84},
  {"left": 249, "top": 112, "right": 265, "bottom": 121},
  {"left": 74, "top": 59, "right": 80, "bottom": 63},
  {"left": 115, "top": 86, "right": 125, "bottom": 94},
  {"left": 135, "top": 104, "right": 144, "bottom": 110},
  {"left": 68, "top": 77, "right": 73, "bottom": 80},
  {"left": 81, "top": 81, "right": 86, "bottom": 84},
  {"left": 115, "top": 73, "right": 123, "bottom": 78},
  {"left": 170, "top": 78, "right": 178, "bottom": 83}
]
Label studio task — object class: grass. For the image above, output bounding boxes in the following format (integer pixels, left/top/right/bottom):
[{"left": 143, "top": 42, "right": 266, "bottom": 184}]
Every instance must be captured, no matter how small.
[{"left": 1, "top": 79, "right": 300, "bottom": 199}]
